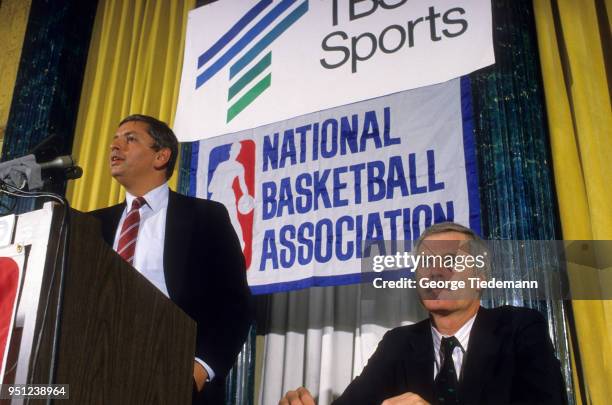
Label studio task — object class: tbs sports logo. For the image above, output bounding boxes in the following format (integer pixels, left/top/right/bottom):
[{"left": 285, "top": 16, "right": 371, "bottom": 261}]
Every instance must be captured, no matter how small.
[
  {"left": 195, "top": 0, "right": 309, "bottom": 122},
  {"left": 207, "top": 141, "right": 256, "bottom": 269}
]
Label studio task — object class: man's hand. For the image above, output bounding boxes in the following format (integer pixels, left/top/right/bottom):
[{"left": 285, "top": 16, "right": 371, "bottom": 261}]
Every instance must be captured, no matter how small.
[
  {"left": 381, "top": 392, "right": 430, "bottom": 405},
  {"left": 193, "top": 361, "right": 208, "bottom": 392},
  {"left": 279, "top": 387, "right": 316, "bottom": 405}
]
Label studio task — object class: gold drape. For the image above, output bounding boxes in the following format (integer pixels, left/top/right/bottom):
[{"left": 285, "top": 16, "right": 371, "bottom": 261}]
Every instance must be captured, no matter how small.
[
  {"left": 533, "top": 0, "right": 612, "bottom": 403},
  {"left": 67, "top": 0, "right": 195, "bottom": 211}
]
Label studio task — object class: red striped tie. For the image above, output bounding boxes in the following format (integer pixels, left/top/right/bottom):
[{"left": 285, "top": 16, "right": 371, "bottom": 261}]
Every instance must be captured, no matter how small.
[{"left": 117, "top": 197, "right": 146, "bottom": 265}]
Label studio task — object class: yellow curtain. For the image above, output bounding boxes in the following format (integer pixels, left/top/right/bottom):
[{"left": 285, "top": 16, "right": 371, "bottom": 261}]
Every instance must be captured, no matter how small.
[
  {"left": 533, "top": 0, "right": 612, "bottom": 403},
  {"left": 67, "top": 0, "right": 195, "bottom": 211}
]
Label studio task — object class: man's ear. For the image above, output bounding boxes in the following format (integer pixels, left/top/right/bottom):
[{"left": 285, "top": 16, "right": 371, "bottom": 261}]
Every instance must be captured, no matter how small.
[{"left": 154, "top": 147, "right": 171, "bottom": 171}]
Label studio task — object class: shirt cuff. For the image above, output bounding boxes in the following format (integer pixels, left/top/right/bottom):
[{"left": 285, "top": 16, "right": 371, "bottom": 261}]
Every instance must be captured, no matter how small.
[{"left": 195, "top": 357, "right": 215, "bottom": 381}]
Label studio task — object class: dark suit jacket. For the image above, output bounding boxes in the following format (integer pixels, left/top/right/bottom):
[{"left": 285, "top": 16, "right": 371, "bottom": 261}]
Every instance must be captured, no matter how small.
[
  {"left": 90, "top": 190, "right": 252, "bottom": 405},
  {"left": 334, "top": 306, "right": 566, "bottom": 405}
]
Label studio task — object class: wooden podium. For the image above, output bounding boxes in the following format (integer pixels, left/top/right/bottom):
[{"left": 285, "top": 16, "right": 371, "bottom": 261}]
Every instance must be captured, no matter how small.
[{"left": 1, "top": 204, "right": 196, "bottom": 404}]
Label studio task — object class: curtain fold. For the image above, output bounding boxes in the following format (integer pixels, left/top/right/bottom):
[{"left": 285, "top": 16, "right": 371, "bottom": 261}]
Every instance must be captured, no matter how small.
[
  {"left": 533, "top": 0, "right": 612, "bottom": 403},
  {"left": 257, "top": 286, "right": 427, "bottom": 405},
  {"left": 66, "top": 0, "right": 194, "bottom": 211}
]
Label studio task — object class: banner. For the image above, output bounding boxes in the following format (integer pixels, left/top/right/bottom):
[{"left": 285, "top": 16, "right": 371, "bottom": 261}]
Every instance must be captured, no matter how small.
[
  {"left": 0, "top": 246, "right": 24, "bottom": 382},
  {"left": 175, "top": 0, "right": 494, "bottom": 141},
  {"left": 194, "top": 78, "right": 480, "bottom": 294}
]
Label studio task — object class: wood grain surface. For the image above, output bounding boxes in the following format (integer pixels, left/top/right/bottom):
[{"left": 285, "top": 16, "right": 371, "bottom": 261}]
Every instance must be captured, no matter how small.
[{"left": 25, "top": 208, "right": 195, "bottom": 404}]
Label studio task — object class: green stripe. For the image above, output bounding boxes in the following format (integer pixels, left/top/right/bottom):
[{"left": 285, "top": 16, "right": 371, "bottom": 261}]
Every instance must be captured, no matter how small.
[
  {"left": 226, "top": 73, "right": 271, "bottom": 122},
  {"left": 228, "top": 52, "right": 271, "bottom": 101}
]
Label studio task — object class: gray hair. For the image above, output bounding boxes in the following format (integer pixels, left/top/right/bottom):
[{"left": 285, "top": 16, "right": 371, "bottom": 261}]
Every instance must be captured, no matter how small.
[
  {"left": 414, "top": 222, "right": 490, "bottom": 278},
  {"left": 415, "top": 222, "right": 481, "bottom": 250}
]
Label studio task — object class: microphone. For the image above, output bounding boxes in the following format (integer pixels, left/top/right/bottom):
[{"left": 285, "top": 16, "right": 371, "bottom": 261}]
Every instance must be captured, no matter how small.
[
  {"left": 39, "top": 155, "right": 75, "bottom": 170},
  {"left": 63, "top": 166, "right": 83, "bottom": 180},
  {"left": 29, "top": 136, "right": 83, "bottom": 180},
  {"left": 39, "top": 155, "right": 83, "bottom": 180}
]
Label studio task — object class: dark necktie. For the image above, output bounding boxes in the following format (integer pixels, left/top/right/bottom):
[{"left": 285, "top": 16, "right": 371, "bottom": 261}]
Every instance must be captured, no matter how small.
[
  {"left": 117, "top": 197, "right": 146, "bottom": 265},
  {"left": 434, "top": 336, "right": 461, "bottom": 404}
]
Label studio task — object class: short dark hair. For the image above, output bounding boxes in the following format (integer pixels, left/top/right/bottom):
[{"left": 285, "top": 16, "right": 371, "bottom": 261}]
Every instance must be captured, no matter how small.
[{"left": 119, "top": 114, "right": 179, "bottom": 179}]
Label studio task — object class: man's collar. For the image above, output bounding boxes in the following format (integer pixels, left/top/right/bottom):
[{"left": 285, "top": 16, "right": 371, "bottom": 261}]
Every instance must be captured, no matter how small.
[
  {"left": 125, "top": 182, "right": 169, "bottom": 212},
  {"left": 431, "top": 312, "right": 478, "bottom": 352}
]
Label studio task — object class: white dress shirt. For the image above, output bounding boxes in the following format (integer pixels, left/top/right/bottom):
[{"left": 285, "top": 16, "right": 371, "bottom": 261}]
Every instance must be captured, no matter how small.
[
  {"left": 431, "top": 313, "right": 477, "bottom": 380},
  {"left": 113, "top": 183, "right": 215, "bottom": 380}
]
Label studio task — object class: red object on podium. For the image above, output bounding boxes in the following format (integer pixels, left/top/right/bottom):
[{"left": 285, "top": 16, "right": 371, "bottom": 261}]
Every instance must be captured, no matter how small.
[{"left": 0, "top": 257, "right": 19, "bottom": 375}]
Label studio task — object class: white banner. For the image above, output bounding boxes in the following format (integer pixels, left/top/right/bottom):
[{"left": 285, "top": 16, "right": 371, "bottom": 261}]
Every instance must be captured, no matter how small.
[
  {"left": 195, "top": 78, "right": 480, "bottom": 293},
  {"left": 175, "top": 0, "right": 494, "bottom": 141}
]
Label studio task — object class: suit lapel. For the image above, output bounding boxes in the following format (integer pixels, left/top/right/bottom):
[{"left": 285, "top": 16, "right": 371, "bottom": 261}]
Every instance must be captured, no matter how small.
[
  {"left": 163, "top": 191, "right": 194, "bottom": 299},
  {"left": 460, "top": 307, "right": 501, "bottom": 404},
  {"left": 101, "top": 203, "right": 125, "bottom": 246},
  {"left": 403, "top": 321, "right": 435, "bottom": 401}
]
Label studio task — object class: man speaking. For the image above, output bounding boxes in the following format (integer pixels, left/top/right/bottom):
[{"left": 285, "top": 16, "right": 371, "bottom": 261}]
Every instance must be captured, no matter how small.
[
  {"left": 91, "top": 115, "right": 252, "bottom": 405},
  {"left": 280, "top": 222, "right": 566, "bottom": 405}
]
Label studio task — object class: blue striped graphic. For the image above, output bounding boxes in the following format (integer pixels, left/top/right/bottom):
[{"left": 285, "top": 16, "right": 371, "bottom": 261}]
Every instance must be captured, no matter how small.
[
  {"left": 195, "top": 0, "right": 296, "bottom": 89},
  {"left": 197, "top": 0, "right": 272, "bottom": 69},
  {"left": 230, "top": 0, "right": 308, "bottom": 79}
]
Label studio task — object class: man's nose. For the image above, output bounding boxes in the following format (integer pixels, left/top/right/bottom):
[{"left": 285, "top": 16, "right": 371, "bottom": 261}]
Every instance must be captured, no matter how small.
[
  {"left": 110, "top": 138, "right": 122, "bottom": 151},
  {"left": 430, "top": 265, "right": 452, "bottom": 280}
]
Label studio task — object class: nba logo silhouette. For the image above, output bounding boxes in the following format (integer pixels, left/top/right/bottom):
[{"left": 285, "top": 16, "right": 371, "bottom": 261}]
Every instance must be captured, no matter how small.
[{"left": 207, "top": 140, "right": 256, "bottom": 269}]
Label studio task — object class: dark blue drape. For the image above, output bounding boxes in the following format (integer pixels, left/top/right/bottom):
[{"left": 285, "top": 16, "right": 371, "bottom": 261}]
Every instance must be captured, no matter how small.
[
  {"left": 468, "top": 0, "right": 573, "bottom": 402},
  {"left": 0, "top": 0, "right": 97, "bottom": 213}
]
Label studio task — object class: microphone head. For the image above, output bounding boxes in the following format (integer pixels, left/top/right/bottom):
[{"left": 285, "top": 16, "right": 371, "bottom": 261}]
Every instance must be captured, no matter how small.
[
  {"left": 65, "top": 166, "right": 83, "bottom": 180},
  {"left": 39, "top": 155, "right": 75, "bottom": 170}
]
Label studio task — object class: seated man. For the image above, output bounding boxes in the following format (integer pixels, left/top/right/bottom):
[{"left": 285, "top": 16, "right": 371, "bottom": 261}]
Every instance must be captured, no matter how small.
[{"left": 280, "top": 222, "right": 566, "bottom": 405}]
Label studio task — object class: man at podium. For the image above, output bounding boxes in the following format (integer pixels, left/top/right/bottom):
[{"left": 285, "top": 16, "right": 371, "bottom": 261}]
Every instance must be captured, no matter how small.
[{"left": 90, "top": 114, "right": 252, "bottom": 405}]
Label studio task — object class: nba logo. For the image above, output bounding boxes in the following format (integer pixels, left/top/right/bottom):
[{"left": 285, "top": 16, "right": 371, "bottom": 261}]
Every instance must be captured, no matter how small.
[{"left": 207, "top": 140, "right": 256, "bottom": 269}]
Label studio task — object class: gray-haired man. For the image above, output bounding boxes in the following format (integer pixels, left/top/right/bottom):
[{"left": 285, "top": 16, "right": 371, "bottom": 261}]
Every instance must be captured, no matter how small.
[{"left": 280, "top": 222, "right": 565, "bottom": 405}]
